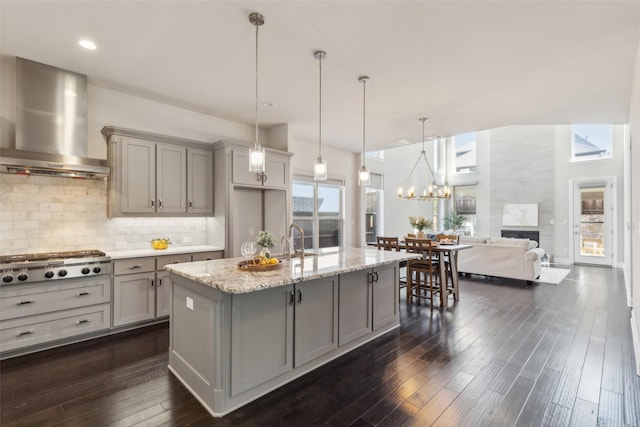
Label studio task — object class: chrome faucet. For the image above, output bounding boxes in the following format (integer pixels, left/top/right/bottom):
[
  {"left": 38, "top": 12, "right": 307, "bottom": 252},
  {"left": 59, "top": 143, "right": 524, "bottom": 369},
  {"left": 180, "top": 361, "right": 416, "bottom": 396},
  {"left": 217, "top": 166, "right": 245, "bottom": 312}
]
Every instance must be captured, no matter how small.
[{"left": 288, "top": 223, "right": 304, "bottom": 261}]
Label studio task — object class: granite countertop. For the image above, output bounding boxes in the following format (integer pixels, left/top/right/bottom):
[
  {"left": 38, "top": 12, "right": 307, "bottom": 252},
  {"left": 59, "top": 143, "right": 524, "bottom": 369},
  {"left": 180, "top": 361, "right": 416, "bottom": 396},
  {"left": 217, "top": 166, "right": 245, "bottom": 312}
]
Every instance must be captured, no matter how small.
[
  {"left": 105, "top": 245, "right": 224, "bottom": 260},
  {"left": 165, "top": 247, "right": 419, "bottom": 294}
]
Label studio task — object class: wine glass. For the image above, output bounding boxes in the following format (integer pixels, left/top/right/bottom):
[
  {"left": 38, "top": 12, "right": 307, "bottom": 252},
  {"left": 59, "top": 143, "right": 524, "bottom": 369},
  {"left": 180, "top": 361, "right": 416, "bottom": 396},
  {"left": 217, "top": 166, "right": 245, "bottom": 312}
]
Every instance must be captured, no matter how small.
[{"left": 240, "top": 241, "right": 256, "bottom": 269}]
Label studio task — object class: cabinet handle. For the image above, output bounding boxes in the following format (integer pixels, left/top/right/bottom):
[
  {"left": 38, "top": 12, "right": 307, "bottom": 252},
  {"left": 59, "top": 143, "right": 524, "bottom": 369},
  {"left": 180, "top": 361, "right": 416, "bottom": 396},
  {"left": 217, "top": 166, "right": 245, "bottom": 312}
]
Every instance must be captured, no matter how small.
[
  {"left": 289, "top": 291, "right": 295, "bottom": 305},
  {"left": 374, "top": 271, "right": 379, "bottom": 283},
  {"left": 76, "top": 319, "right": 89, "bottom": 325},
  {"left": 17, "top": 300, "right": 34, "bottom": 306},
  {"left": 158, "top": 278, "right": 162, "bottom": 287},
  {"left": 77, "top": 292, "right": 89, "bottom": 297},
  {"left": 297, "top": 289, "right": 302, "bottom": 304},
  {"left": 159, "top": 199, "right": 163, "bottom": 208},
  {"left": 130, "top": 265, "right": 141, "bottom": 269},
  {"left": 263, "top": 173, "right": 267, "bottom": 183},
  {"left": 16, "top": 330, "right": 34, "bottom": 337},
  {"left": 189, "top": 200, "right": 193, "bottom": 209},
  {"left": 256, "top": 172, "right": 262, "bottom": 182},
  {"left": 151, "top": 199, "right": 155, "bottom": 208},
  {"left": 150, "top": 279, "right": 155, "bottom": 288}
]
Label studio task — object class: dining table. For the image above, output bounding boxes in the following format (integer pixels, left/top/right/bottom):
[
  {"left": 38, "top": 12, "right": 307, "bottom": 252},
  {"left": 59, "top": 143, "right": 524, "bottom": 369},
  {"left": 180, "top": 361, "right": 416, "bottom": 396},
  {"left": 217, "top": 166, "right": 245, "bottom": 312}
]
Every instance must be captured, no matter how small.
[{"left": 368, "top": 240, "right": 472, "bottom": 307}]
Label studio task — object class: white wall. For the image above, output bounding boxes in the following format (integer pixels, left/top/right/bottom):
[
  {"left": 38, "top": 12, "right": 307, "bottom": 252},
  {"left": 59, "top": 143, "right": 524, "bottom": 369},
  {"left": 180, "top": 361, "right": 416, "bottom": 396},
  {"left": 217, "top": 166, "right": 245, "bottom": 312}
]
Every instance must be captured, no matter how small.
[{"left": 629, "top": 35, "right": 640, "bottom": 375}]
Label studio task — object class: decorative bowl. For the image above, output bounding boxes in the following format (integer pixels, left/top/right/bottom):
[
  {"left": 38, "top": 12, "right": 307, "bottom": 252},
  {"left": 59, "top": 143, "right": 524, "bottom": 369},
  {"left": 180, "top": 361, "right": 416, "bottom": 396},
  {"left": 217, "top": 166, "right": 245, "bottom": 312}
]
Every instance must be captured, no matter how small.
[{"left": 151, "top": 239, "right": 170, "bottom": 250}]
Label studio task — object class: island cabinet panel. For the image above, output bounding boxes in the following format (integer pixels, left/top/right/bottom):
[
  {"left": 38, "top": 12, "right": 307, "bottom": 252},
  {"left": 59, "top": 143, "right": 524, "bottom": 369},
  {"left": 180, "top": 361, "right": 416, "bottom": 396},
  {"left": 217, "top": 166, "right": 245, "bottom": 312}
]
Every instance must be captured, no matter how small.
[
  {"left": 293, "top": 277, "right": 338, "bottom": 368},
  {"left": 230, "top": 285, "right": 294, "bottom": 396},
  {"left": 372, "top": 264, "right": 399, "bottom": 330},
  {"left": 338, "top": 270, "right": 372, "bottom": 346}
]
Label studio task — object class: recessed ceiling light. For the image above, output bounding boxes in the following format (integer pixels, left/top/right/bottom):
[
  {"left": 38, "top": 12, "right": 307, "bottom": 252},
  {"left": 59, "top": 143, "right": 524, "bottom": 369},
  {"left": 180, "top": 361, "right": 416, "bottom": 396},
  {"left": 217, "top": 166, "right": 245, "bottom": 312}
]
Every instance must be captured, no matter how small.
[
  {"left": 78, "top": 39, "right": 97, "bottom": 50},
  {"left": 262, "top": 102, "right": 274, "bottom": 107}
]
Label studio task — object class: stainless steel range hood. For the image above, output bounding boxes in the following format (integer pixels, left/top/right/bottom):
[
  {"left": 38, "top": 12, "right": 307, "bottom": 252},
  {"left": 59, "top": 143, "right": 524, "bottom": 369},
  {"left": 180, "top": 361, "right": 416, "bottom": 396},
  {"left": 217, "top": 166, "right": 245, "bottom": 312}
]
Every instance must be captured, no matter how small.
[{"left": 0, "top": 58, "right": 109, "bottom": 179}]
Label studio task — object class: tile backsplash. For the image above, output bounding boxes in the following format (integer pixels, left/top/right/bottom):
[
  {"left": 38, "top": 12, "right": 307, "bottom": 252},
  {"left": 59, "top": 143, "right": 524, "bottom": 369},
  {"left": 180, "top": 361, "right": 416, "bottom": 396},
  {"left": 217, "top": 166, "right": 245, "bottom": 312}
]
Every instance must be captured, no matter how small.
[{"left": 0, "top": 174, "right": 207, "bottom": 255}]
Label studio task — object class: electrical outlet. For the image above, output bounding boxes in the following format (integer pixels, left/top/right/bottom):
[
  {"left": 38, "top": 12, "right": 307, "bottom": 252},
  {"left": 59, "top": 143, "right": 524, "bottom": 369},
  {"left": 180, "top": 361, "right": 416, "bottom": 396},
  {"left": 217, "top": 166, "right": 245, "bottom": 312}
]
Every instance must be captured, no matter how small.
[
  {"left": 115, "top": 241, "right": 127, "bottom": 249},
  {"left": 182, "top": 237, "right": 192, "bottom": 244},
  {"left": 186, "top": 297, "right": 194, "bottom": 311},
  {"left": 249, "top": 228, "right": 254, "bottom": 236}
]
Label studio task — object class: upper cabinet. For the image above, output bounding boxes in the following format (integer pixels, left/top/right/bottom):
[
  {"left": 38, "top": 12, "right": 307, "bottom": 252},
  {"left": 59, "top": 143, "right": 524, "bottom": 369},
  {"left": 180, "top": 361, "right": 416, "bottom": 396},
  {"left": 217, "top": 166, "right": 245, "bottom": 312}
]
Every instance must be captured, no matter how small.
[
  {"left": 232, "top": 150, "right": 289, "bottom": 190},
  {"left": 102, "top": 127, "right": 213, "bottom": 217}
]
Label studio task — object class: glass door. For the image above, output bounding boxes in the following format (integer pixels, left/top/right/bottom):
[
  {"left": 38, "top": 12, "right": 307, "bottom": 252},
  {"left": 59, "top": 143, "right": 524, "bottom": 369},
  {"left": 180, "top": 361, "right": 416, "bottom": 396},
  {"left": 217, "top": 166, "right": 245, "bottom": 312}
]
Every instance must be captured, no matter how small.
[{"left": 573, "top": 182, "right": 612, "bottom": 266}]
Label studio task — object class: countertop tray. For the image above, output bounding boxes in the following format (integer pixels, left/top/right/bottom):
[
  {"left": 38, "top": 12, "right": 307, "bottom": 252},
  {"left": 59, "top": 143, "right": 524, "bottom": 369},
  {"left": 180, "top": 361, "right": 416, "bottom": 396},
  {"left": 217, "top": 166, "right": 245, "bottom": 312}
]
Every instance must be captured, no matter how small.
[{"left": 237, "top": 259, "right": 283, "bottom": 271}]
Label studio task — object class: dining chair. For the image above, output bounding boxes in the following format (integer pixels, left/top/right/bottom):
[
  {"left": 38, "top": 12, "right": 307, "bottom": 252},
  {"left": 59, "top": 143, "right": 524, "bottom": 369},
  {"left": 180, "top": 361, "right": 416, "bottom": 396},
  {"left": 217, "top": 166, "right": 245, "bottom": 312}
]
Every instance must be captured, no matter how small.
[
  {"left": 376, "top": 236, "right": 400, "bottom": 251},
  {"left": 376, "top": 236, "right": 406, "bottom": 298},
  {"left": 405, "top": 237, "right": 440, "bottom": 305}
]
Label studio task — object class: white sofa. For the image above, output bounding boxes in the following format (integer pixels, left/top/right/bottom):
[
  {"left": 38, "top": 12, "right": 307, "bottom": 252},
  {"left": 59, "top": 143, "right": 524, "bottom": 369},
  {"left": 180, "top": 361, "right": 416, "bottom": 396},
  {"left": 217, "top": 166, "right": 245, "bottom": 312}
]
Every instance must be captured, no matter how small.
[{"left": 457, "top": 236, "right": 545, "bottom": 284}]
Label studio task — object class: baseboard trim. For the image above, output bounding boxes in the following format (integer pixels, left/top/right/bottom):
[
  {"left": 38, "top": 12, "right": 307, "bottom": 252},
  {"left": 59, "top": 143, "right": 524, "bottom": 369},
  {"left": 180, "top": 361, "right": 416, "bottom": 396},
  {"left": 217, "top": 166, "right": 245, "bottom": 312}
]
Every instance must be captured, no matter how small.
[{"left": 631, "top": 312, "right": 640, "bottom": 377}]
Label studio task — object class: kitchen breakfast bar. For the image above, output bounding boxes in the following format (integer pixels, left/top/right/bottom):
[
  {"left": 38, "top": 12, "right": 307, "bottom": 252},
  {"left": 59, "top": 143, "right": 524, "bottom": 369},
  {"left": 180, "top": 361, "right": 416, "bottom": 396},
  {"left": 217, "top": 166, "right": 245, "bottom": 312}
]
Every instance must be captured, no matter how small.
[{"left": 165, "top": 247, "right": 417, "bottom": 417}]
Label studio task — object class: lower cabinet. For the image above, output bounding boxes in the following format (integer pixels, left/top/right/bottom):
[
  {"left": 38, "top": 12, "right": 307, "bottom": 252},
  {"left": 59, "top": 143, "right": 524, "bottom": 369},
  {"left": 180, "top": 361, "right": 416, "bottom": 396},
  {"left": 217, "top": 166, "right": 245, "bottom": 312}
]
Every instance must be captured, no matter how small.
[
  {"left": 0, "top": 277, "right": 111, "bottom": 355},
  {"left": 229, "top": 275, "right": 339, "bottom": 396},
  {"left": 338, "top": 264, "right": 399, "bottom": 345},
  {"left": 293, "top": 276, "right": 338, "bottom": 367},
  {"left": 113, "top": 252, "right": 222, "bottom": 327},
  {"left": 338, "top": 269, "right": 371, "bottom": 345},
  {"left": 372, "top": 263, "right": 399, "bottom": 330}
]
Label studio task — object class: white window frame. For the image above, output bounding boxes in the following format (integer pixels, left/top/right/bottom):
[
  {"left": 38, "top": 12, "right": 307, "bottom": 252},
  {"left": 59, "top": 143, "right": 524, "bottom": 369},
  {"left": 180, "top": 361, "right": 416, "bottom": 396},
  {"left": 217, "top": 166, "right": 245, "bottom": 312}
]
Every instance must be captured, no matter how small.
[
  {"left": 570, "top": 124, "right": 613, "bottom": 163},
  {"left": 292, "top": 175, "right": 345, "bottom": 251}
]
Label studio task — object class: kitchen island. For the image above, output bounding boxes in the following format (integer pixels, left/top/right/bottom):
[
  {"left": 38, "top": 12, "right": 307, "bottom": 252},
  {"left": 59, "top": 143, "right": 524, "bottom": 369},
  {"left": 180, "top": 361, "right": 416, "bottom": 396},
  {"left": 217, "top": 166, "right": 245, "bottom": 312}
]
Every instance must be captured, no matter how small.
[{"left": 165, "top": 247, "right": 417, "bottom": 417}]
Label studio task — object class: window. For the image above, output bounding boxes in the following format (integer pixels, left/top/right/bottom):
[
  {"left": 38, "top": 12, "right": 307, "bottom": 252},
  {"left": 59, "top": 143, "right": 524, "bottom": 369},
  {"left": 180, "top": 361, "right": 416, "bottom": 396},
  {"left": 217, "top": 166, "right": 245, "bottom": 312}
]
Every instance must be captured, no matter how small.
[
  {"left": 571, "top": 124, "right": 612, "bottom": 162},
  {"left": 366, "top": 150, "right": 384, "bottom": 160},
  {"left": 453, "top": 132, "right": 477, "bottom": 173},
  {"left": 293, "top": 176, "right": 344, "bottom": 250},
  {"left": 365, "top": 173, "right": 383, "bottom": 244},
  {"left": 453, "top": 185, "right": 476, "bottom": 235}
]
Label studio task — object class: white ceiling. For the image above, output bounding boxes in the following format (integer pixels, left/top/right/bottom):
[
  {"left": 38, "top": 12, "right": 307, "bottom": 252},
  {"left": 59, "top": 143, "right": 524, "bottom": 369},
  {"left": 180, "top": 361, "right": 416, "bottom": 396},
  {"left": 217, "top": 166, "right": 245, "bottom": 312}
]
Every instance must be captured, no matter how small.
[{"left": 2, "top": 1, "right": 640, "bottom": 153}]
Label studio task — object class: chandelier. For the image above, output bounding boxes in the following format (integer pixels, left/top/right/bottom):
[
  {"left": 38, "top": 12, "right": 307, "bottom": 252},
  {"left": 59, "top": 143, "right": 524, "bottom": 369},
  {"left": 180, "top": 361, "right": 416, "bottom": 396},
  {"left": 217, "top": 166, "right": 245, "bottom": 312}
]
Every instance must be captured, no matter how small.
[
  {"left": 248, "top": 12, "right": 265, "bottom": 173},
  {"left": 397, "top": 118, "right": 451, "bottom": 201}
]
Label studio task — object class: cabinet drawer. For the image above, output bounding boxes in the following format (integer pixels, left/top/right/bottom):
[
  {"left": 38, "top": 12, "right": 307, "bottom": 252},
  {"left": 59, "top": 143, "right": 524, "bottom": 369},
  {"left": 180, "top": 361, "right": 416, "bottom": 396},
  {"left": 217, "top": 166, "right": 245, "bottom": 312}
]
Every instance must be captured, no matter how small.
[
  {"left": 0, "top": 303, "right": 110, "bottom": 352},
  {"left": 191, "top": 251, "right": 223, "bottom": 262},
  {"left": 0, "top": 277, "right": 110, "bottom": 321},
  {"left": 157, "top": 254, "right": 192, "bottom": 270},
  {"left": 113, "top": 258, "right": 156, "bottom": 275}
]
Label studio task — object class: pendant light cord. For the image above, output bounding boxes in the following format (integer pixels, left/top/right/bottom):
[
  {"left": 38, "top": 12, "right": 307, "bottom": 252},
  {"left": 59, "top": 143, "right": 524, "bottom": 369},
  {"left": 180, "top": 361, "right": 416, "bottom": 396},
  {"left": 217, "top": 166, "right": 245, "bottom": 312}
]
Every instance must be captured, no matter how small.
[
  {"left": 318, "top": 54, "right": 322, "bottom": 158},
  {"left": 362, "top": 78, "right": 366, "bottom": 164},
  {"left": 255, "top": 23, "right": 259, "bottom": 148}
]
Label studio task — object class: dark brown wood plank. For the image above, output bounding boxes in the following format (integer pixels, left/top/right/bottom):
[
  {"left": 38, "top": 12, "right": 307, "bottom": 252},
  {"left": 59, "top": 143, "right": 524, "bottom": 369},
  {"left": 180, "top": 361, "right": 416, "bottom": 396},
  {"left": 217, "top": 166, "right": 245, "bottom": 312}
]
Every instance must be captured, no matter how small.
[{"left": 1, "top": 265, "right": 638, "bottom": 427}]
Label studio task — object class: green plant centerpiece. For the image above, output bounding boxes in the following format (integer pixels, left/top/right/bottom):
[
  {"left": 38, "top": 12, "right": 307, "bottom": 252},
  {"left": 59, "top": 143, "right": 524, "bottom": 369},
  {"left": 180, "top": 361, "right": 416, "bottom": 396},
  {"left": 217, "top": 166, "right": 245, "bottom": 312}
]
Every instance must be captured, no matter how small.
[
  {"left": 256, "top": 230, "right": 276, "bottom": 259},
  {"left": 409, "top": 215, "right": 432, "bottom": 237},
  {"left": 443, "top": 211, "right": 467, "bottom": 231}
]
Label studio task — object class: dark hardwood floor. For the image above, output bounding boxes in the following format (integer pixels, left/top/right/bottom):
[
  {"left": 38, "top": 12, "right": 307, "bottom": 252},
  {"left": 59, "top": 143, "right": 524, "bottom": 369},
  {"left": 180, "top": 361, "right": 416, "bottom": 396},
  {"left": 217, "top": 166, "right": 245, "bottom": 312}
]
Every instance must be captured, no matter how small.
[{"left": 2, "top": 264, "right": 639, "bottom": 426}]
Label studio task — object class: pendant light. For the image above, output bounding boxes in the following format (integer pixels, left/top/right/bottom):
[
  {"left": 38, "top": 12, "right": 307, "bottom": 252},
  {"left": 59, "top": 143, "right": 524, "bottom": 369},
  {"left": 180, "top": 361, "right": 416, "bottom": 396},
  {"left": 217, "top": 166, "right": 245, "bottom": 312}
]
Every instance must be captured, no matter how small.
[
  {"left": 313, "top": 50, "right": 328, "bottom": 181},
  {"left": 358, "top": 76, "right": 370, "bottom": 186},
  {"left": 248, "top": 12, "right": 265, "bottom": 173}
]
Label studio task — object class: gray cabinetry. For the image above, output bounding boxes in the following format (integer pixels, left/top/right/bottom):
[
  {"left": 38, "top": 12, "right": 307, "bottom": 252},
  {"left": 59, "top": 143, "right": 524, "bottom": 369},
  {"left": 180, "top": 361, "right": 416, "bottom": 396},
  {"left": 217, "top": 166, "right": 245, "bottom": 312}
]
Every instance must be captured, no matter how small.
[
  {"left": 120, "top": 137, "right": 156, "bottom": 214},
  {"left": 0, "top": 277, "right": 111, "bottom": 355},
  {"left": 213, "top": 142, "right": 292, "bottom": 258},
  {"left": 293, "top": 276, "right": 338, "bottom": 367},
  {"left": 103, "top": 127, "right": 213, "bottom": 217},
  {"left": 338, "top": 269, "right": 372, "bottom": 346},
  {"left": 157, "top": 142, "right": 187, "bottom": 214},
  {"left": 372, "top": 263, "right": 399, "bottom": 330},
  {"left": 230, "top": 285, "right": 293, "bottom": 396},
  {"left": 187, "top": 148, "right": 214, "bottom": 214},
  {"left": 112, "top": 252, "right": 219, "bottom": 327},
  {"left": 231, "top": 150, "right": 288, "bottom": 189}
]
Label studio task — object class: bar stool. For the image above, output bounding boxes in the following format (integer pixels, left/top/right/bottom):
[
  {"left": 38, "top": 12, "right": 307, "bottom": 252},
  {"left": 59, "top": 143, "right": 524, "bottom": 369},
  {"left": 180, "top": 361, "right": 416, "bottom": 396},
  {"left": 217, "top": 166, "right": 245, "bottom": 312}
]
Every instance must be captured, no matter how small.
[
  {"left": 436, "top": 234, "right": 459, "bottom": 294},
  {"left": 405, "top": 238, "right": 440, "bottom": 306},
  {"left": 376, "top": 237, "right": 406, "bottom": 298}
]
